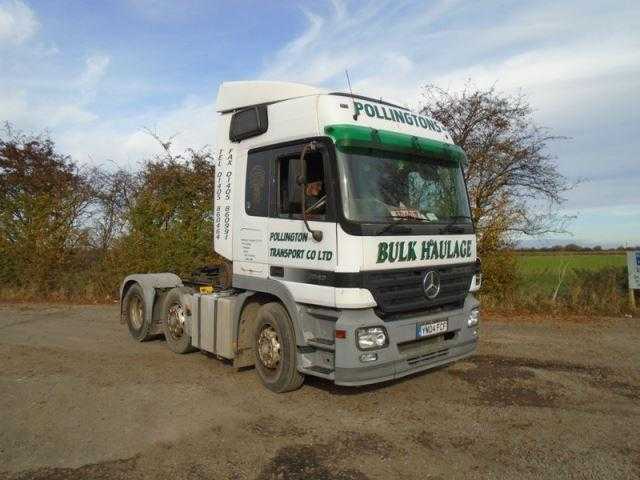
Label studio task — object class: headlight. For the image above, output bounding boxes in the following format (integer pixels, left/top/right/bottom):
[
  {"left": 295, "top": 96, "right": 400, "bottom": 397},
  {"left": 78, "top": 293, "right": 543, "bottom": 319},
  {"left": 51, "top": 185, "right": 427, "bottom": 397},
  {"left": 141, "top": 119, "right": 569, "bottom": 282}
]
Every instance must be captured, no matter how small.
[
  {"left": 467, "top": 309, "right": 479, "bottom": 327},
  {"left": 356, "top": 327, "right": 388, "bottom": 350}
]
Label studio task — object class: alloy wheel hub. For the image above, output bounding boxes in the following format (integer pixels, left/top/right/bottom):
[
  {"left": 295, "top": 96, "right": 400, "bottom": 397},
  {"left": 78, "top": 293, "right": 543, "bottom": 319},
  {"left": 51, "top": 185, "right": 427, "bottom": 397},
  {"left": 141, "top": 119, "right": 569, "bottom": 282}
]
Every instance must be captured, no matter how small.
[
  {"left": 130, "top": 297, "right": 143, "bottom": 329},
  {"left": 167, "top": 304, "right": 186, "bottom": 339},
  {"left": 257, "top": 325, "right": 281, "bottom": 369}
]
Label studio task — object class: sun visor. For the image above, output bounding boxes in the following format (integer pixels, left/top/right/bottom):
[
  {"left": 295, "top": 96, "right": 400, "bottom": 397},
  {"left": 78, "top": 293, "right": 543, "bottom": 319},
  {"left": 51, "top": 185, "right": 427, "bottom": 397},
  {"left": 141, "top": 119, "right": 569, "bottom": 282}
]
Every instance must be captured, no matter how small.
[{"left": 324, "top": 124, "right": 467, "bottom": 165}]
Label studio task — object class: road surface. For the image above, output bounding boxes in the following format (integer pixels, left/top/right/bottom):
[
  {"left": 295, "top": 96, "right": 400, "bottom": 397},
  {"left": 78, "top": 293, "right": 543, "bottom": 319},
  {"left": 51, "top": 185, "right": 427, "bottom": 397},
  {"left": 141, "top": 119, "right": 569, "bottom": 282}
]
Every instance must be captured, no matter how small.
[{"left": 1, "top": 304, "right": 638, "bottom": 479}]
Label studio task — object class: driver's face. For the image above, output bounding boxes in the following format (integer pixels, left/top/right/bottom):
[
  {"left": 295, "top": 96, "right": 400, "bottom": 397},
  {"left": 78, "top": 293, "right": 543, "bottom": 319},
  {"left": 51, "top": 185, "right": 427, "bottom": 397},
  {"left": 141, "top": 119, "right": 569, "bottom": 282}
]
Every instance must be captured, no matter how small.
[{"left": 306, "top": 181, "right": 322, "bottom": 197}]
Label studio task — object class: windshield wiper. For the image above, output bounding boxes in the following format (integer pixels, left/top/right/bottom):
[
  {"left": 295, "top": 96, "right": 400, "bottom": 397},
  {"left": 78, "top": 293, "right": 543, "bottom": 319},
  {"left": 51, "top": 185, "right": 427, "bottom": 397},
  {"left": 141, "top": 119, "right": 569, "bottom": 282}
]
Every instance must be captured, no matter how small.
[
  {"left": 376, "top": 216, "right": 428, "bottom": 236},
  {"left": 440, "top": 215, "right": 473, "bottom": 234},
  {"left": 376, "top": 223, "right": 412, "bottom": 236},
  {"left": 386, "top": 215, "right": 430, "bottom": 222}
]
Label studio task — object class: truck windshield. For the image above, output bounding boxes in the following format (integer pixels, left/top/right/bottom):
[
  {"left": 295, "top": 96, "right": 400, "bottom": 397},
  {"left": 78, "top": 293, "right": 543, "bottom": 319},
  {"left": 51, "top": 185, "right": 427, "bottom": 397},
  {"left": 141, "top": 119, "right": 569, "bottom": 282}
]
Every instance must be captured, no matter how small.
[{"left": 336, "top": 148, "right": 472, "bottom": 224}]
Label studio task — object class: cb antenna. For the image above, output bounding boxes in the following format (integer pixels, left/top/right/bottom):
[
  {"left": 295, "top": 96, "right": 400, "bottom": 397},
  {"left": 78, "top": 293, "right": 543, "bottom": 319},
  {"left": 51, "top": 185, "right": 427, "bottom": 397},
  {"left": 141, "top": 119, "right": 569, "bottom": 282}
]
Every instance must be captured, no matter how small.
[{"left": 345, "top": 70, "right": 359, "bottom": 120}]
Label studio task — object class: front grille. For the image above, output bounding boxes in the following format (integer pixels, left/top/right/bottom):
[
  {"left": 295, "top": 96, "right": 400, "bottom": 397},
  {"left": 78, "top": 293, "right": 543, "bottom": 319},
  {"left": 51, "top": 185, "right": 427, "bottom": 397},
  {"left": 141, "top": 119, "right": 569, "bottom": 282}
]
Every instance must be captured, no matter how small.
[
  {"left": 407, "top": 348, "right": 449, "bottom": 366},
  {"left": 397, "top": 331, "right": 456, "bottom": 356},
  {"left": 364, "top": 263, "right": 474, "bottom": 319}
]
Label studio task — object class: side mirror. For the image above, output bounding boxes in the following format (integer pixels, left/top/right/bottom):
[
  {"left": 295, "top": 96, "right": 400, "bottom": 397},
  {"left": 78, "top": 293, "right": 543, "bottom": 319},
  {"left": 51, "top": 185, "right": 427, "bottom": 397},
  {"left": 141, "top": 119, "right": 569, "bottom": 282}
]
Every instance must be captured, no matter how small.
[{"left": 299, "top": 142, "right": 323, "bottom": 242}]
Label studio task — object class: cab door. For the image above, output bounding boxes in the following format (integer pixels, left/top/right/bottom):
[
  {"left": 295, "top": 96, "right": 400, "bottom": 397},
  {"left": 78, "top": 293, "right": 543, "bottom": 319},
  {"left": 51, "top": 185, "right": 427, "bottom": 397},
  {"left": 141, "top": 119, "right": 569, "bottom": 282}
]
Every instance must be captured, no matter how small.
[{"left": 265, "top": 140, "right": 338, "bottom": 307}]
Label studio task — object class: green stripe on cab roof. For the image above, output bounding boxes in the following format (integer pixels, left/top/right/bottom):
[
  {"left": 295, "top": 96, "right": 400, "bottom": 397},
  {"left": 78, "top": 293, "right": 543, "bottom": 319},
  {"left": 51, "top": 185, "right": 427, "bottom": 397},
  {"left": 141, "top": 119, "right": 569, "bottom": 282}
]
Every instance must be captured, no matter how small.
[{"left": 324, "top": 124, "right": 467, "bottom": 164}]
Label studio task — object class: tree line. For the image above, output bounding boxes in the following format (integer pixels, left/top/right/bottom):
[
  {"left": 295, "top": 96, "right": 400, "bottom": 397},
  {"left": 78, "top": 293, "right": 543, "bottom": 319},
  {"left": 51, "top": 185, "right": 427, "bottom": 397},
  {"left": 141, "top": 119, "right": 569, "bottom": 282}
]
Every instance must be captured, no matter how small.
[
  {"left": 518, "top": 245, "right": 640, "bottom": 252},
  {"left": 1, "top": 84, "right": 572, "bottom": 302},
  {"left": 0, "top": 123, "right": 217, "bottom": 301}
]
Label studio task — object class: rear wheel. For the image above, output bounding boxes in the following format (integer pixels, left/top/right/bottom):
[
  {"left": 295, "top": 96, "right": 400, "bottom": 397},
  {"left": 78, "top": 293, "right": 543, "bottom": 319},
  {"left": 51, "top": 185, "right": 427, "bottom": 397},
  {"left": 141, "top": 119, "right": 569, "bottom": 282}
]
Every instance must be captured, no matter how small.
[
  {"left": 162, "top": 287, "right": 196, "bottom": 354},
  {"left": 254, "top": 302, "right": 304, "bottom": 393},
  {"left": 123, "top": 283, "right": 154, "bottom": 341}
]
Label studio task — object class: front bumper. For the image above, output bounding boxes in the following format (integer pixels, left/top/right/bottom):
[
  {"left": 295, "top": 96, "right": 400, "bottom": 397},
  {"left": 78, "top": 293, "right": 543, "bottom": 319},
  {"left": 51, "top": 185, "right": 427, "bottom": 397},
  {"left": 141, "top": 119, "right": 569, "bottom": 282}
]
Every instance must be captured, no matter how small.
[{"left": 299, "top": 294, "right": 479, "bottom": 386}]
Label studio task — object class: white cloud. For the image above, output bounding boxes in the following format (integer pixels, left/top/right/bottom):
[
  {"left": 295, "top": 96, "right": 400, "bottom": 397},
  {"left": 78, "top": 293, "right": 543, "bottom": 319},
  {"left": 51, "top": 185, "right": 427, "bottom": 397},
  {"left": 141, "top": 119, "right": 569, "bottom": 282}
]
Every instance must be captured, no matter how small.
[
  {"left": 0, "top": 52, "right": 110, "bottom": 130},
  {"left": 259, "top": 0, "right": 467, "bottom": 103},
  {"left": 0, "top": 0, "right": 38, "bottom": 45},
  {"left": 79, "top": 54, "right": 111, "bottom": 87},
  {"left": 260, "top": 9, "right": 326, "bottom": 83},
  {"left": 429, "top": 42, "right": 640, "bottom": 101},
  {"left": 76, "top": 53, "right": 111, "bottom": 105},
  {"left": 562, "top": 175, "right": 640, "bottom": 211},
  {"left": 56, "top": 95, "right": 218, "bottom": 168},
  {"left": 0, "top": 87, "right": 28, "bottom": 122},
  {"left": 258, "top": 0, "right": 639, "bottom": 111},
  {"left": 118, "top": 96, "right": 218, "bottom": 163},
  {"left": 0, "top": 0, "right": 213, "bottom": 168},
  {"left": 565, "top": 204, "right": 640, "bottom": 218},
  {"left": 0, "top": 87, "right": 97, "bottom": 127}
]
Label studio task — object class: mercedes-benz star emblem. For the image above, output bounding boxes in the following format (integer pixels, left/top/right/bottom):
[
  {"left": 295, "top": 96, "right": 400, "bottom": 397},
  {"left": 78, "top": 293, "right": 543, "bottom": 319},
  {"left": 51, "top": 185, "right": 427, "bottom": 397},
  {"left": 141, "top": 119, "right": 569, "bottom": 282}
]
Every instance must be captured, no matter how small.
[{"left": 422, "top": 270, "right": 441, "bottom": 299}]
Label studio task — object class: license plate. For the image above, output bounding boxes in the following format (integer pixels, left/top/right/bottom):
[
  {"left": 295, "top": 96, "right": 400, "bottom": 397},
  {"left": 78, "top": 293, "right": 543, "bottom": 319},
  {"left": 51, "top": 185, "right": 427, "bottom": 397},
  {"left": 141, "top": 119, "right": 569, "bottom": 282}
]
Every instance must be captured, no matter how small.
[{"left": 416, "top": 320, "right": 448, "bottom": 338}]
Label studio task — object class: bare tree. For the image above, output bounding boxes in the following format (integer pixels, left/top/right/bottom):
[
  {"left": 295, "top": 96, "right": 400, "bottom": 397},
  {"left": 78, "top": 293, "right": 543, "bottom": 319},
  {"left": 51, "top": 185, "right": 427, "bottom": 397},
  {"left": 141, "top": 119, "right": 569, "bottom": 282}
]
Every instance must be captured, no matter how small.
[
  {"left": 421, "top": 83, "right": 573, "bottom": 252},
  {"left": 142, "top": 127, "right": 179, "bottom": 161},
  {"left": 91, "top": 165, "right": 136, "bottom": 253}
]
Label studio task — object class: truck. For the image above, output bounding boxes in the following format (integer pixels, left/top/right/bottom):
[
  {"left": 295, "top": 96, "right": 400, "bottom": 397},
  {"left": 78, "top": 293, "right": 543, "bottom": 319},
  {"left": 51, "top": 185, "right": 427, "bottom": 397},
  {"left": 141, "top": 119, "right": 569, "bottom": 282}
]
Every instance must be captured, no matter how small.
[{"left": 120, "top": 81, "right": 481, "bottom": 392}]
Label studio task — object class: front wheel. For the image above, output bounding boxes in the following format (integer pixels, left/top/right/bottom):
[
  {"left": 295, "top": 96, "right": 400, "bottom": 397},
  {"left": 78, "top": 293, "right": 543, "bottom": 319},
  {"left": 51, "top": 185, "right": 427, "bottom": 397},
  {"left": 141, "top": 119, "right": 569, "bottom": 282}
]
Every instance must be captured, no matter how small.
[{"left": 254, "top": 303, "right": 304, "bottom": 393}]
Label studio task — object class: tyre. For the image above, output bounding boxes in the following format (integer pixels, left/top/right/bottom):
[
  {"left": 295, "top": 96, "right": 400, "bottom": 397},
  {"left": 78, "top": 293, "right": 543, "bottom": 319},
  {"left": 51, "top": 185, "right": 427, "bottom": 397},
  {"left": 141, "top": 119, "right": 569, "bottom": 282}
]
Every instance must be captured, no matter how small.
[
  {"left": 162, "top": 287, "right": 196, "bottom": 354},
  {"left": 123, "top": 283, "right": 154, "bottom": 342},
  {"left": 254, "top": 302, "right": 304, "bottom": 393}
]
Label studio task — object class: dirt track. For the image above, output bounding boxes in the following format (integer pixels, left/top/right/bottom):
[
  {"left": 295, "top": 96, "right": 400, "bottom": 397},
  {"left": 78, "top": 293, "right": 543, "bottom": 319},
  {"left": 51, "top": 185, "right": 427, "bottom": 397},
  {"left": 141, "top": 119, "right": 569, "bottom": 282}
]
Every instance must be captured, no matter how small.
[{"left": 1, "top": 304, "right": 639, "bottom": 479}]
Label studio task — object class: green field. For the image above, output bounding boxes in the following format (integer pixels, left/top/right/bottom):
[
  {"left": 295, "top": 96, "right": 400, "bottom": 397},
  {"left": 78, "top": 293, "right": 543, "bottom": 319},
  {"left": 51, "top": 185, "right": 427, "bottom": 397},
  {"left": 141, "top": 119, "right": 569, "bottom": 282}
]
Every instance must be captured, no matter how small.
[
  {"left": 518, "top": 253, "right": 626, "bottom": 273},
  {"left": 516, "top": 252, "right": 626, "bottom": 295}
]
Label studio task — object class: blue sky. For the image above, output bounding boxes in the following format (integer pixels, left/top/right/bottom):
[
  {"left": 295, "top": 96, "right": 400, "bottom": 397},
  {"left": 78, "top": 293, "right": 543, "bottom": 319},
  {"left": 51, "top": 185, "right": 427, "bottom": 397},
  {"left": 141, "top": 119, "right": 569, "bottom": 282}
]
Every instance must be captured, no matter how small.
[{"left": 1, "top": 0, "right": 639, "bottom": 246}]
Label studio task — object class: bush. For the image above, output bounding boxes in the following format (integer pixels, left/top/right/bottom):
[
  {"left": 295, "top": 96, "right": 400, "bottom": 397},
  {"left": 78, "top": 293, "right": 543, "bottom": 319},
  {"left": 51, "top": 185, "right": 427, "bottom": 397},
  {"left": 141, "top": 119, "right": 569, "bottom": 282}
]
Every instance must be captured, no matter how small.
[
  {"left": 0, "top": 125, "right": 631, "bottom": 316},
  {"left": 0, "top": 125, "right": 95, "bottom": 294},
  {"left": 0, "top": 126, "right": 220, "bottom": 302},
  {"left": 478, "top": 250, "right": 518, "bottom": 302},
  {"left": 565, "top": 267, "right": 628, "bottom": 315},
  {"left": 482, "top": 263, "right": 630, "bottom": 316}
]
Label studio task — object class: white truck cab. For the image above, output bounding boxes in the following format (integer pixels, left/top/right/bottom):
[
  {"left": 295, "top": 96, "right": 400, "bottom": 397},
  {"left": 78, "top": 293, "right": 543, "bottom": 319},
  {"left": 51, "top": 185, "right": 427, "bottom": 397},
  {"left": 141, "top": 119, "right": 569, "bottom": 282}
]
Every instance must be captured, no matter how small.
[{"left": 120, "top": 81, "right": 481, "bottom": 392}]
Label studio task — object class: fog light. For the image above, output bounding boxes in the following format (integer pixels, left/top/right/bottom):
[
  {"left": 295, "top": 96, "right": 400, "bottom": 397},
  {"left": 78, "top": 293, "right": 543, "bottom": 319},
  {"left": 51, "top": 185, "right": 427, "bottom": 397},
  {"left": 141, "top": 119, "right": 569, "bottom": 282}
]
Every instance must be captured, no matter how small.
[
  {"left": 467, "top": 309, "right": 479, "bottom": 327},
  {"left": 356, "top": 327, "right": 388, "bottom": 350},
  {"left": 360, "top": 352, "right": 378, "bottom": 362}
]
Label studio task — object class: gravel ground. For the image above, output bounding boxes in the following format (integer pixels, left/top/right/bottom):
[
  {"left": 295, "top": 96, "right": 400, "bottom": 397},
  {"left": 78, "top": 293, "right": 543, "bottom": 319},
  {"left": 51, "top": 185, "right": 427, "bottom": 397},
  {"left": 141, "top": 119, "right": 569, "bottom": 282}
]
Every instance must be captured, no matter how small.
[{"left": 0, "top": 304, "right": 638, "bottom": 479}]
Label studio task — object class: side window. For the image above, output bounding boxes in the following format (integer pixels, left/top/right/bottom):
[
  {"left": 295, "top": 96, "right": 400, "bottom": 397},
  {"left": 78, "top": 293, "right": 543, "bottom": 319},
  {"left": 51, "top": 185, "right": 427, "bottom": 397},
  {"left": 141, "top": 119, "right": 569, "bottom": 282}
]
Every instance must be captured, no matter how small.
[
  {"left": 277, "top": 150, "right": 326, "bottom": 219},
  {"left": 245, "top": 151, "right": 269, "bottom": 217},
  {"left": 277, "top": 156, "right": 300, "bottom": 216}
]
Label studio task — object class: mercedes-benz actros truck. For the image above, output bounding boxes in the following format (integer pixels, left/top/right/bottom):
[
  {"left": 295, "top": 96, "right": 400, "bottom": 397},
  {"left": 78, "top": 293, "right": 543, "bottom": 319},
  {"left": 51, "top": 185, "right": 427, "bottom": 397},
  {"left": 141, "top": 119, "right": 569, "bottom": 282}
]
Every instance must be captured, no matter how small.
[{"left": 120, "top": 81, "right": 481, "bottom": 392}]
